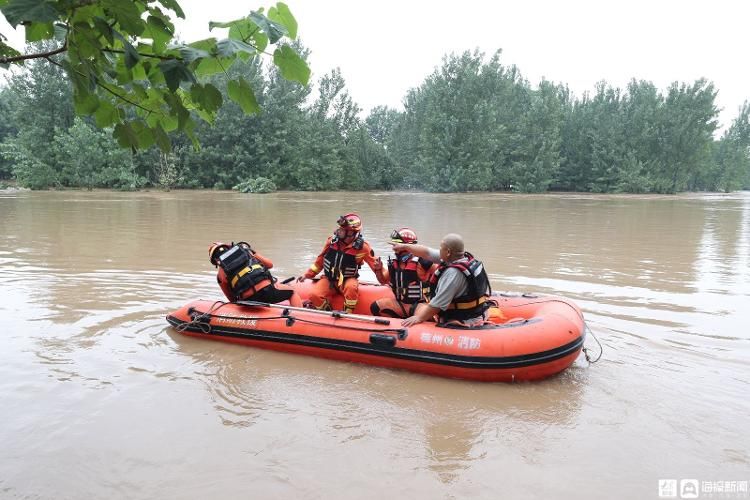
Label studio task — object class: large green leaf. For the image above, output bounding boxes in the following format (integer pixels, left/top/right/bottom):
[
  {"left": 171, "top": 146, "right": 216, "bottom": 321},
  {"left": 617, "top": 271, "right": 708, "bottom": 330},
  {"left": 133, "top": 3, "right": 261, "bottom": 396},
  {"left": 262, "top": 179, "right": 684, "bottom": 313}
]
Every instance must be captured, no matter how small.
[
  {"left": 0, "top": 41, "right": 21, "bottom": 68},
  {"left": 159, "top": 0, "right": 185, "bottom": 19},
  {"left": 273, "top": 45, "right": 310, "bottom": 85},
  {"left": 25, "top": 22, "right": 54, "bottom": 42},
  {"left": 71, "top": 22, "right": 104, "bottom": 59},
  {"left": 226, "top": 18, "right": 253, "bottom": 41},
  {"left": 144, "top": 16, "right": 173, "bottom": 52},
  {"left": 130, "top": 121, "right": 155, "bottom": 149},
  {"left": 92, "top": 17, "right": 114, "bottom": 44},
  {"left": 113, "top": 122, "right": 139, "bottom": 150},
  {"left": 101, "top": 0, "right": 145, "bottom": 36},
  {"left": 158, "top": 59, "right": 195, "bottom": 92},
  {"left": 190, "top": 83, "right": 223, "bottom": 113},
  {"left": 112, "top": 31, "right": 140, "bottom": 69},
  {"left": 153, "top": 123, "right": 171, "bottom": 153},
  {"left": 178, "top": 45, "right": 210, "bottom": 63},
  {"left": 94, "top": 101, "right": 118, "bottom": 128},
  {"left": 216, "top": 38, "right": 257, "bottom": 58},
  {"left": 268, "top": 2, "right": 297, "bottom": 39},
  {"left": 2, "top": 0, "right": 58, "bottom": 26},
  {"left": 74, "top": 92, "right": 100, "bottom": 115},
  {"left": 249, "top": 12, "right": 286, "bottom": 44},
  {"left": 194, "top": 56, "right": 234, "bottom": 77},
  {"left": 228, "top": 77, "right": 260, "bottom": 115},
  {"left": 184, "top": 116, "right": 200, "bottom": 150},
  {"left": 131, "top": 62, "right": 147, "bottom": 80},
  {"left": 187, "top": 38, "right": 216, "bottom": 52},
  {"left": 211, "top": 17, "right": 269, "bottom": 52},
  {"left": 164, "top": 93, "right": 190, "bottom": 130}
]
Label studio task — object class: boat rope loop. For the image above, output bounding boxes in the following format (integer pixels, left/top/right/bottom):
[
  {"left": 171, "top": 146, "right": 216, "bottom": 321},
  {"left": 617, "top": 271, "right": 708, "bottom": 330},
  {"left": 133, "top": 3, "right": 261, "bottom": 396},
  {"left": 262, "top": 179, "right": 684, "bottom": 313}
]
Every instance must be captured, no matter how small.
[
  {"left": 582, "top": 322, "right": 603, "bottom": 363},
  {"left": 176, "top": 301, "right": 226, "bottom": 334},
  {"left": 504, "top": 297, "right": 603, "bottom": 363}
]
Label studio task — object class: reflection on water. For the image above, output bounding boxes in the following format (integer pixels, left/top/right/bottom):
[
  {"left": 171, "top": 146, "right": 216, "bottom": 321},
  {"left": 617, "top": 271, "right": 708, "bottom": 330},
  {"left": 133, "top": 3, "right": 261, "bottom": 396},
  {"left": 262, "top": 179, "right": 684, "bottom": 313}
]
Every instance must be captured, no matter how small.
[{"left": 1, "top": 190, "right": 749, "bottom": 499}]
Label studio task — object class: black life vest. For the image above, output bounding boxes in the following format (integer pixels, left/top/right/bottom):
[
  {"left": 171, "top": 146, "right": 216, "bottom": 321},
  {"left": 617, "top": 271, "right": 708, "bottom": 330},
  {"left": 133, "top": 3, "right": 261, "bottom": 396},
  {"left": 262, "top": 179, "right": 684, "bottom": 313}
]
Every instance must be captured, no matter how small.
[
  {"left": 323, "top": 234, "right": 364, "bottom": 283},
  {"left": 429, "top": 252, "right": 491, "bottom": 322},
  {"left": 388, "top": 254, "right": 431, "bottom": 304},
  {"left": 217, "top": 244, "right": 273, "bottom": 300}
]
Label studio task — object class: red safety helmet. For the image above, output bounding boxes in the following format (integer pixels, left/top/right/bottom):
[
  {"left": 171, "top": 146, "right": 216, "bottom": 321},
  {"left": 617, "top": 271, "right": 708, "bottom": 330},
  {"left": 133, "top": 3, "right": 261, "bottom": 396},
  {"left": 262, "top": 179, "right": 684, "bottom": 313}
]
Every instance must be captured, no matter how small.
[
  {"left": 390, "top": 227, "right": 418, "bottom": 244},
  {"left": 337, "top": 213, "right": 362, "bottom": 231},
  {"left": 208, "top": 241, "right": 231, "bottom": 265}
]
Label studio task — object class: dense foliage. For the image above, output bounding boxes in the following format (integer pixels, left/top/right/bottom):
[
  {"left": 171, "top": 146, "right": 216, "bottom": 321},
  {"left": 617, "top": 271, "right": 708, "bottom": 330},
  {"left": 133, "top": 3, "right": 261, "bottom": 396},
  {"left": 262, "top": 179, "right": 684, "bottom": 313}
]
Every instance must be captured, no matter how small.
[
  {"left": 1, "top": 41, "right": 749, "bottom": 192},
  {"left": 1, "top": 0, "right": 309, "bottom": 152}
]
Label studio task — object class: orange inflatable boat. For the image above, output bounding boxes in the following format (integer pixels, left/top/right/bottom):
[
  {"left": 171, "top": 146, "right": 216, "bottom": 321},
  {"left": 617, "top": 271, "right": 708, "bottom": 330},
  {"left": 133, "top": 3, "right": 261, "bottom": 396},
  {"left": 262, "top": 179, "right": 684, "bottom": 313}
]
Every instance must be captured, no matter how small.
[{"left": 166, "top": 282, "right": 586, "bottom": 382}]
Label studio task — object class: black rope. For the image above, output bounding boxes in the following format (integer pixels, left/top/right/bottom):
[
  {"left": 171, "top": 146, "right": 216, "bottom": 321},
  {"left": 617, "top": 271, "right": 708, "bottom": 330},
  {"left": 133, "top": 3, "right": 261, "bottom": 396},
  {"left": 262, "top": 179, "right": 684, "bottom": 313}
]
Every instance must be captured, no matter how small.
[
  {"left": 175, "top": 300, "right": 226, "bottom": 334},
  {"left": 582, "top": 322, "right": 603, "bottom": 363}
]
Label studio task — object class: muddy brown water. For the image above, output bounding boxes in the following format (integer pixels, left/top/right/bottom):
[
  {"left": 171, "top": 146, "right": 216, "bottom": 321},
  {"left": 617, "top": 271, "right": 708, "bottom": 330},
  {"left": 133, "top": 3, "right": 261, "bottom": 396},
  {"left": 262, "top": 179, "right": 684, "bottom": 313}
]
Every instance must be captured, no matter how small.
[{"left": 1, "top": 190, "right": 748, "bottom": 499}]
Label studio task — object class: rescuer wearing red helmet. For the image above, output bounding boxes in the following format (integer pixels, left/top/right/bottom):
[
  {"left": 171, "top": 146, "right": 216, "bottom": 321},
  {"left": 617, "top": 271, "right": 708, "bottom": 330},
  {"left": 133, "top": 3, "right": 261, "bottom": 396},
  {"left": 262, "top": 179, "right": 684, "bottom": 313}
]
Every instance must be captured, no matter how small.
[
  {"left": 209, "top": 241, "right": 301, "bottom": 306},
  {"left": 298, "top": 213, "right": 382, "bottom": 313},
  {"left": 370, "top": 228, "right": 436, "bottom": 318}
]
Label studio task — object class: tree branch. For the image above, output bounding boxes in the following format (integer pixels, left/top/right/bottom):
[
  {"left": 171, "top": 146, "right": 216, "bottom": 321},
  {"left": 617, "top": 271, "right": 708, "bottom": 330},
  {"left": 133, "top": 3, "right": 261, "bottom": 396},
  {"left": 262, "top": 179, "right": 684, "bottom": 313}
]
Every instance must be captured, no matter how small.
[
  {"left": 0, "top": 44, "right": 67, "bottom": 65},
  {"left": 102, "top": 48, "right": 178, "bottom": 61}
]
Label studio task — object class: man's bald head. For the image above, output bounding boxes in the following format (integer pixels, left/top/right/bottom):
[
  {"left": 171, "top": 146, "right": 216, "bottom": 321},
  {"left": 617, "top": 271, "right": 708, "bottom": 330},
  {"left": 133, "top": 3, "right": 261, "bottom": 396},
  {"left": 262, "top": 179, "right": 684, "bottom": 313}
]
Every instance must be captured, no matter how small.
[{"left": 440, "top": 233, "right": 465, "bottom": 262}]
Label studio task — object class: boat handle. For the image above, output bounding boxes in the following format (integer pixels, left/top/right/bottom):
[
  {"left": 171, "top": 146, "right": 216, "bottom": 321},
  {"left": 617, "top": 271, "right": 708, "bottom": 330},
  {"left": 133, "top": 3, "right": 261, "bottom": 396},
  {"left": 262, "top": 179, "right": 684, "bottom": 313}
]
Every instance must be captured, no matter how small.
[{"left": 369, "top": 333, "right": 397, "bottom": 348}]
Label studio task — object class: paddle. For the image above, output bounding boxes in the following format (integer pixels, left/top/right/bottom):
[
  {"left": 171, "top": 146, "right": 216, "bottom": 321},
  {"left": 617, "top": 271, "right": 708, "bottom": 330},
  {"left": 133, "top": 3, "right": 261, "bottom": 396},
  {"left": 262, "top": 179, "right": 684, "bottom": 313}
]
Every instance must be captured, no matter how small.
[{"left": 236, "top": 300, "right": 392, "bottom": 325}]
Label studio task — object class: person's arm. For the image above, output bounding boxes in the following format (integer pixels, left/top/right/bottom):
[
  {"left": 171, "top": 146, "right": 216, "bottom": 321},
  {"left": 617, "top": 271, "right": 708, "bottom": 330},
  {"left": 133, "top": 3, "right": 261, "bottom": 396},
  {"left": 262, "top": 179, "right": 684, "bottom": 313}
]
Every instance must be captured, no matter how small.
[
  {"left": 375, "top": 262, "right": 389, "bottom": 285},
  {"left": 300, "top": 238, "right": 330, "bottom": 280},
  {"left": 402, "top": 303, "right": 440, "bottom": 327},
  {"left": 252, "top": 251, "right": 273, "bottom": 269},
  {"left": 360, "top": 242, "right": 383, "bottom": 275},
  {"left": 389, "top": 243, "right": 440, "bottom": 262}
]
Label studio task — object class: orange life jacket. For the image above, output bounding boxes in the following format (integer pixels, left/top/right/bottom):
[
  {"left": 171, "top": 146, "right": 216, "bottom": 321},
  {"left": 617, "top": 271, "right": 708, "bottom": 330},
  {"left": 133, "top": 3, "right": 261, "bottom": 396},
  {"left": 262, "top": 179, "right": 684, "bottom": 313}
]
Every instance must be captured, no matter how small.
[
  {"left": 387, "top": 254, "right": 431, "bottom": 304},
  {"left": 323, "top": 234, "right": 364, "bottom": 282}
]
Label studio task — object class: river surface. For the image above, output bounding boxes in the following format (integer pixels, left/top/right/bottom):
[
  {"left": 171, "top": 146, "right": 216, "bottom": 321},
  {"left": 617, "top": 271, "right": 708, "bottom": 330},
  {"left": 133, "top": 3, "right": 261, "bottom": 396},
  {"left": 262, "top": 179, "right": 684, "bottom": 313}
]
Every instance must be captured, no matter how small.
[{"left": 1, "top": 190, "right": 748, "bottom": 499}]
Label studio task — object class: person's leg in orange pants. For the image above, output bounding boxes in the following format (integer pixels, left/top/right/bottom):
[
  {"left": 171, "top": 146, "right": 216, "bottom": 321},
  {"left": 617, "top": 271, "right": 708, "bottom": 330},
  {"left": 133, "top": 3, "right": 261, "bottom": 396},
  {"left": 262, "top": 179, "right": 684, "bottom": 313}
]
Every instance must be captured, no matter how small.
[
  {"left": 341, "top": 277, "right": 359, "bottom": 313},
  {"left": 308, "top": 277, "right": 334, "bottom": 310}
]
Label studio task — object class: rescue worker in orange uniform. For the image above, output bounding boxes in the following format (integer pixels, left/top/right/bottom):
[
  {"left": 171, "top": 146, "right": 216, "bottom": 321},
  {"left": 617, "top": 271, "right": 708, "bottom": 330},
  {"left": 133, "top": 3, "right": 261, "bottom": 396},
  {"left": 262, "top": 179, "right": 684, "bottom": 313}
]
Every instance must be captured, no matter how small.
[
  {"left": 371, "top": 228, "right": 436, "bottom": 318},
  {"left": 298, "top": 213, "right": 382, "bottom": 313},
  {"left": 209, "top": 241, "right": 302, "bottom": 307}
]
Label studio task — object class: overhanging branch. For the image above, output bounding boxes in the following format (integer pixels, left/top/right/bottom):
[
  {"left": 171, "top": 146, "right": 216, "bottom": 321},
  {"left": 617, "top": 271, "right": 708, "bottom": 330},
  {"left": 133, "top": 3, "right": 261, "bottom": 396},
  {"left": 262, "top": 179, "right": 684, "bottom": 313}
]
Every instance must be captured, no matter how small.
[{"left": 0, "top": 44, "right": 67, "bottom": 65}]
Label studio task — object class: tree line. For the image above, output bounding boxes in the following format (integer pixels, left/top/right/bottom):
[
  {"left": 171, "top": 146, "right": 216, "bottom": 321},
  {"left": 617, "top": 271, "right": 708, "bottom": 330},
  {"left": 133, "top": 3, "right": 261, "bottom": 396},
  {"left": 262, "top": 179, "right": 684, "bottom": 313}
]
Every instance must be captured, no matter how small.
[{"left": 2, "top": 47, "right": 749, "bottom": 193}]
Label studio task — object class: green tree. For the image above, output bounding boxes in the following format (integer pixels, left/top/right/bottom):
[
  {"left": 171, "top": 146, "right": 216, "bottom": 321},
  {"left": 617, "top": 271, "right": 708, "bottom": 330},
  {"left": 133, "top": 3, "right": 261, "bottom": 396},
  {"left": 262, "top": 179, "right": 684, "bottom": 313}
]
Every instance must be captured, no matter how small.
[
  {"left": 654, "top": 79, "right": 718, "bottom": 193},
  {"left": 53, "top": 117, "right": 141, "bottom": 189},
  {"left": 365, "top": 105, "right": 399, "bottom": 145},
  {"left": 1, "top": 1, "right": 309, "bottom": 151},
  {"left": 1, "top": 49, "right": 74, "bottom": 188},
  {"left": 311, "top": 68, "right": 361, "bottom": 141},
  {"left": 0, "top": 87, "right": 17, "bottom": 178},
  {"left": 710, "top": 102, "right": 750, "bottom": 192},
  {"left": 509, "top": 79, "right": 563, "bottom": 192}
]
